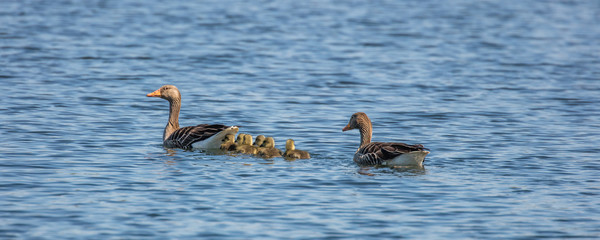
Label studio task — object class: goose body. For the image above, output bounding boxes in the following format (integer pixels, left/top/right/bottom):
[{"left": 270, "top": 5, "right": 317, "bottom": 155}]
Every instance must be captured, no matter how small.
[
  {"left": 343, "top": 112, "right": 429, "bottom": 167},
  {"left": 257, "top": 137, "right": 283, "bottom": 158},
  {"left": 283, "top": 139, "right": 310, "bottom": 159},
  {"left": 147, "top": 85, "right": 239, "bottom": 150}
]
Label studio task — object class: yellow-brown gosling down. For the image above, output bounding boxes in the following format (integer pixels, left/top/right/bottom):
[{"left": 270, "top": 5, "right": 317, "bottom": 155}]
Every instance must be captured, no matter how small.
[
  {"left": 257, "top": 137, "right": 283, "bottom": 158},
  {"left": 283, "top": 139, "right": 310, "bottom": 159},
  {"left": 220, "top": 134, "right": 236, "bottom": 151},
  {"left": 234, "top": 134, "right": 258, "bottom": 155},
  {"left": 228, "top": 133, "right": 246, "bottom": 151},
  {"left": 253, "top": 135, "right": 266, "bottom": 147}
]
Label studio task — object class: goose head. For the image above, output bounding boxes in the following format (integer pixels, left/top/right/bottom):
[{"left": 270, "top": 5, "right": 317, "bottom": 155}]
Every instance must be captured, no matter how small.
[
  {"left": 342, "top": 112, "right": 370, "bottom": 132},
  {"left": 147, "top": 85, "right": 181, "bottom": 102},
  {"left": 222, "top": 134, "right": 235, "bottom": 144},
  {"left": 261, "top": 137, "right": 276, "bottom": 148},
  {"left": 285, "top": 139, "right": 295, "bottom": 151},
  {"left": 254, "top": 135, "right": 266, "bottom": 147}
]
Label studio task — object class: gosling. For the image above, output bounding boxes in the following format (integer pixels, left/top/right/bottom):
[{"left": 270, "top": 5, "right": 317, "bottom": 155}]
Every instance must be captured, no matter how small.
[
  {"left": 228, "top": 133, "right": 247, "bottom": 151},
  {"left": 220, "top": 134, "right": 236, "bottom": 151},
  {"left": 257, "top": 137, "right": 283, "bottom": 158},
  {"left": 253, "top": 135, "right": 266, "bottom": 147},
  {"left": 283, "top": 139, "right": 310, "bottom": 159},
  {"left": 234, "top": 134, "right": 258, "bottom": 155}
]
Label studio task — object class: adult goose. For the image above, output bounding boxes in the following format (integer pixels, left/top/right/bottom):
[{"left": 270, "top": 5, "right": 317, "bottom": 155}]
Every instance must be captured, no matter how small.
[
  {"left": 147, "top": 85, "right": 239, "bottom": 150},
  {"left": 342, "top": 112, "right": 429, "bottom": 166}
]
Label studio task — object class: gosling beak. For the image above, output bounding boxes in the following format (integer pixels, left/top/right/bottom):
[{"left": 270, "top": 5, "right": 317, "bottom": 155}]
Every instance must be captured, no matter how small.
[
  {"left": 342, "top": 124, "right": 351, "bottom": 132},
  {"left": 146, "top": 89, "right": 161, "bottom": 97}
]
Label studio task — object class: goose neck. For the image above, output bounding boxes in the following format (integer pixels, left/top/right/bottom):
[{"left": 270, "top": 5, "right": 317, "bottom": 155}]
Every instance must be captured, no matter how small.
[
  {"left": 164, "top": 98, "right": 181, "bottom": 141},
  {"left": 358, "top": 122, "right": 372, "bottom": 148}
]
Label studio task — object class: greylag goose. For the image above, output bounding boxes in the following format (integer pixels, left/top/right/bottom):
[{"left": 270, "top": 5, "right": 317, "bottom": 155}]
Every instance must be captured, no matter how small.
[
  {"left": 220, "top": 134, "right": 236, "bottom": 151},
  {"left": 253, "top": 135, "right": 266, "bottom": 147},
  {"left": 342, "top": 112, "right": 429, "bottom": 166},
  {"left": 257, "top": 137, "right": 283, "bottom": 158},
  {"left": 147, "top": 85, "right": 239, "bottom": 150},
  {"left": 233, "top": 134, "right": 258, "bottom": 155},
  {"left": 283, "top": 139, "right": 310, "bottom": 159}
]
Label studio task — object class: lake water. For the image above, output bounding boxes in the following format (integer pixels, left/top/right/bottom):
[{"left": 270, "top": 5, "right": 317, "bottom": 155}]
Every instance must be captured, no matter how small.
[{"left": 1, "top": 0, "right": 600, "bottom": 239}]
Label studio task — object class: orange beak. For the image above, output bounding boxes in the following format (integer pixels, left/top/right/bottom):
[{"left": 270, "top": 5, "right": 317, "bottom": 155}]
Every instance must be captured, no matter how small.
[
  {"left": 342, "top": 124, "right": 351, "bottom": 132},
  {"left": 146, "top": 89, "right": 161, "bottom": 97}
]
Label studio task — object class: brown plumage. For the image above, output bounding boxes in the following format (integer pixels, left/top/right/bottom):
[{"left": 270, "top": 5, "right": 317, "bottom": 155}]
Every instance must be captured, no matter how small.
[
  {"left": 253, "top": 135, "right": 266, "bottom": 147},
  {"left": 220, "top": 134, "right": 236, "bottom": 151},
  {"left": 343, "top": 112, "right": 429, "bottom": 166},
  {"left": 228, "top": 133, "right": 246, "bottom": 151},
  {"left": 146, "top": 85, "right": 238, "bottom": 150},
  {"left": 257, "top": 137, "right": 283, "bottom": 158},
  {"left": 233, "top": 134, "right": 258, "bottom": 155},
  {"left": 283, "top": 139, "right": 310, "bottom": 159}
]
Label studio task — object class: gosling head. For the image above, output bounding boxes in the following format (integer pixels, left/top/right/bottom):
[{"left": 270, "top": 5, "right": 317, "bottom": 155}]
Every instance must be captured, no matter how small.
[
  {"left": 146, "top": 85, "right": 181, "bottom": 102},
  {"left": 261, "top": 137, "right": 276, "bottom": 148},
  {"left": 236, "top": 134, "right": 246, "bottom": 144},
  {"left": 254, "top": 135, "right": 266, "bottom": 147},
  {"left": 222, "top": 134, "right": 235, "bottom": 144},
  {"left": 285, "top": 139, "right": 295, "bottom": 151},
  {"left": 342, "top": 112, "right": 370, "bottom": 132},
  {"left": 243, "top": 134, "right": 253, "bottom": 145}
]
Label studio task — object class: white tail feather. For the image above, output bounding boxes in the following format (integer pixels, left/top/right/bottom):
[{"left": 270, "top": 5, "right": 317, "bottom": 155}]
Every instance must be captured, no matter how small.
[
  {"left": 383, "top": 151, "right": 429, "bottom": 167},
  {"left": 191, "top": 126, "right": 239, "bottom": 149}
]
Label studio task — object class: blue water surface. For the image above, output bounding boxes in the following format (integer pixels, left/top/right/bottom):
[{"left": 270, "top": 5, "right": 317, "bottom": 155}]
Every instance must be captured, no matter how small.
[{"left": 1, "top": 0, "right": 600, "bottom": 239}]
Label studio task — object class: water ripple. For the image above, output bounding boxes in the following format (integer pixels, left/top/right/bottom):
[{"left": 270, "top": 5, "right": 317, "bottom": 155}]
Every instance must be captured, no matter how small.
[{"left": 1, "top": 0, "right": 599, "bottom": 239}]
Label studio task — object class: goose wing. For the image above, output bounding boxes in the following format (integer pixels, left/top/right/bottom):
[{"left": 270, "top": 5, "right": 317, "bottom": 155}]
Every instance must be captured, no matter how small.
[
  {"left": 165, "top": 124, "right": 231, "bottom": 150},
  {"left": 355, "top": 142, "right": 427, "bottom": 165}
]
